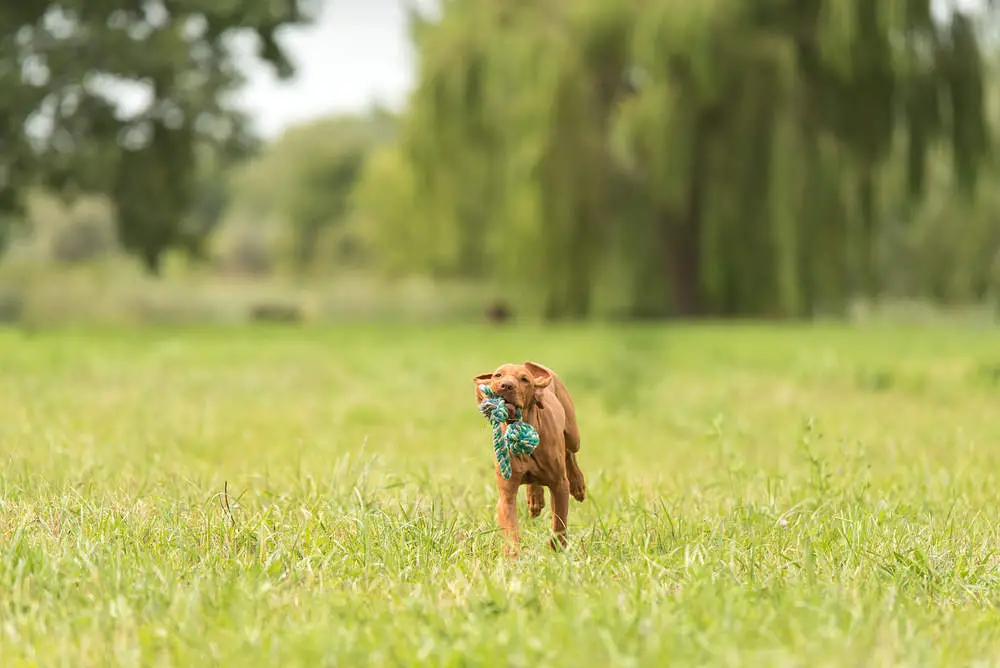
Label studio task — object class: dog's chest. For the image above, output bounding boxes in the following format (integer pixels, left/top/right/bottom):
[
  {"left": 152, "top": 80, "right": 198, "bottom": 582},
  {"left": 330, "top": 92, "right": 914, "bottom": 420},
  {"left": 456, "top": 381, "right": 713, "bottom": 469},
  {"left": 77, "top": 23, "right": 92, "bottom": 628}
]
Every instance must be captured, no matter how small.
[{"left": 510, "top": 417, "right": 564, "bottom": 481}]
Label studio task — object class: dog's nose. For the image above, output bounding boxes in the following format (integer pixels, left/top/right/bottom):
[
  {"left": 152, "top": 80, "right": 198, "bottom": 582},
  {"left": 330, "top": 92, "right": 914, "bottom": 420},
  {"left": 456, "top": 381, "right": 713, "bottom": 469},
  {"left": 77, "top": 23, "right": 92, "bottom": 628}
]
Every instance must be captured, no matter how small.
[{"left": 498, "top": 379, "right": 514, "bottom": 392}]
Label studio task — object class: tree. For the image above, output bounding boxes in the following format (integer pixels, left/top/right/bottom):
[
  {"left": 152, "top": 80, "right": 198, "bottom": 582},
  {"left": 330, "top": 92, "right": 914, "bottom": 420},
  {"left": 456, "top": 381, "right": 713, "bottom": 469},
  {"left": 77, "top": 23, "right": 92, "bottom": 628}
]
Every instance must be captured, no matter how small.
[
  {"left": 225, "top": 109, "right": 396, "bottom": 273},
  {"left": 0, "top": 0, "right": 320, "bottom": 274},
  {"left": 390, "top": 0, "right": 995, "bottom": 320}
]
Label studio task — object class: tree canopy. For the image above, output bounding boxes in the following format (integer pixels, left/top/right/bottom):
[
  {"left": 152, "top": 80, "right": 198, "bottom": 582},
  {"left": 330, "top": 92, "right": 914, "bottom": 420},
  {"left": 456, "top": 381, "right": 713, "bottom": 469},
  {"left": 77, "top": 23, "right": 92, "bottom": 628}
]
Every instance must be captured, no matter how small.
[
  {"left": 0, "top": 0, "right": 318, "bottom": 273},
  {"left": 358, "top": 0, "right": 998, "bottom": 319},
  {"left": 4, "top": 0, "right": 1000, "bottom": 321}
]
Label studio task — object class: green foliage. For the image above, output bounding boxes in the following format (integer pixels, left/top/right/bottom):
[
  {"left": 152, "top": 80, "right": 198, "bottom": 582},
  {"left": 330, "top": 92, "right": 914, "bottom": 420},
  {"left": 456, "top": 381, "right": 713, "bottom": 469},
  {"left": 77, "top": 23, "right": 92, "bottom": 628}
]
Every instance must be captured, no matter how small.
[
  {"left": 210, "top": 216, "right": 275, "bottom": 276},
  {"left": 8, "top": 0, "right": 995, "bottom": 317},
  {"left": 0, "top": 0, "right": 318, "bottom": 273},
  {"left": 379, "top": 0, "right": 997, "bottom": 319},
  {"left": 47, "top": 197, "right": 118, "bottom": 264},
  {"left": 352, "top": 143, "right": 426, "bottom": 277},
  {"left": 226, "top": 110, "right": 396, "bottom": 274}
]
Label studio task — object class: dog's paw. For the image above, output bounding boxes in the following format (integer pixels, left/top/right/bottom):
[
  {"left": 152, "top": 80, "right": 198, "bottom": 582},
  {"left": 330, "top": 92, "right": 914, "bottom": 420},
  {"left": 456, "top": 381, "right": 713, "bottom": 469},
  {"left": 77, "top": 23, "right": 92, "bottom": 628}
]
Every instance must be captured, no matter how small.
[
  {"left": 527, "top": 487, "right": 545, "bottom": 518},
  {"left": 568, "top": 472, "right": 586, "bottom": 502}
]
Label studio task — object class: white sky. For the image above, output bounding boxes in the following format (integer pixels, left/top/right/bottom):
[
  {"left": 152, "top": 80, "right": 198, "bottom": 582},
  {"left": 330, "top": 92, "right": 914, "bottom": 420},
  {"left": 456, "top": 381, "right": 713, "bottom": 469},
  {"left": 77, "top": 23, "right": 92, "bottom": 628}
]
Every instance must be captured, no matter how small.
[{"left": 233, "top": 0, "right": 421, "bottom": 138}]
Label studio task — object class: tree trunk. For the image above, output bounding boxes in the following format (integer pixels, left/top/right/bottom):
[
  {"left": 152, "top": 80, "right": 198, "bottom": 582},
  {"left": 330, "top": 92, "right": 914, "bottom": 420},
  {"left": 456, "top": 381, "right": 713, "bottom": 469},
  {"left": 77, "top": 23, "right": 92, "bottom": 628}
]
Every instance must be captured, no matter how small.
[
  {"left": 665, "top": 113, "right": 711, "bottom": 317},
  {"left": 141, "top": 247, "right": 163, "bottom": 276},
  {"left": 855, "top": 166, "right": 878, "bottom": 302},
  {"left": 664, "top": 209, "right": 701, "bottom": 317},
  {"left": 796, "top": 131, "right": 821, "bottom": 319}
]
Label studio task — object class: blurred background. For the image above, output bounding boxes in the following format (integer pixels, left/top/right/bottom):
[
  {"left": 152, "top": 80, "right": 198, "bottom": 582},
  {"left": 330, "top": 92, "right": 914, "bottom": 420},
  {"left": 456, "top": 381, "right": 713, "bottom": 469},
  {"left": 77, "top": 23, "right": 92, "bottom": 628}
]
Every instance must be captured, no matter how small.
[{"left": 1, "top": 0, "right": 999, "bottom": 327}]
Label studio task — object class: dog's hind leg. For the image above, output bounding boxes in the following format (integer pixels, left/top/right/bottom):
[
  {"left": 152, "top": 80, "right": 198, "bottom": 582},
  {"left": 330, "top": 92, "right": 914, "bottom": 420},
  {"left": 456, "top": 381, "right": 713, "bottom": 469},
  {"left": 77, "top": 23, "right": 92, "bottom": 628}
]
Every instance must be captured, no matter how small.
[{"left": 565, "top": 451, "right": 586, "bottom": 502}]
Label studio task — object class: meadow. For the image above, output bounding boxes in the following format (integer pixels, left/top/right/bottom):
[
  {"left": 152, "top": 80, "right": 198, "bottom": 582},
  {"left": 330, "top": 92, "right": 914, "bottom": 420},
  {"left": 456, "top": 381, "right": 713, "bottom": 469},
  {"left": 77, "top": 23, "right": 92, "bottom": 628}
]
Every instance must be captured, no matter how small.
[{"left": 2, "top": 322, "right": 1000, "bottom": 666}]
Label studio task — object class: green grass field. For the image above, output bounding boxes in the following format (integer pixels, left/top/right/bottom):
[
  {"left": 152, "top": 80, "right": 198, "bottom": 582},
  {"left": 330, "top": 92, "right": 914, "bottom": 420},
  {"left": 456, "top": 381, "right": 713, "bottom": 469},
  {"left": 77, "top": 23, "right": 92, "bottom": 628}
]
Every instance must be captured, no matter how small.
[{"left": 2, "top": 323, "right": 1000, "bottom": 666}]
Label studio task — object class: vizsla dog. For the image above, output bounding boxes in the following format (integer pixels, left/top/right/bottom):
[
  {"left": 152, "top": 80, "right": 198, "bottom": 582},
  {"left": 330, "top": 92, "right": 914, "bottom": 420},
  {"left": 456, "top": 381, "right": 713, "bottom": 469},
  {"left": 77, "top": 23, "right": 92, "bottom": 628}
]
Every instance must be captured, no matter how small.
[{"left": 473, "top": 361, "right": 586, "bottom": 555}]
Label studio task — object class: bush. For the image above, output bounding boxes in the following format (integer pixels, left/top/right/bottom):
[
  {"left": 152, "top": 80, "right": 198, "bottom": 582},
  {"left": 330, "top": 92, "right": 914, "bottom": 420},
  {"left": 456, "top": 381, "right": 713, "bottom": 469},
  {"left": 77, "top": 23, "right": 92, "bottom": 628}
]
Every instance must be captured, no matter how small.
[
  {"left": 224, "top": 234, "right": 273, "bottom": 276},
  {"left": 211, "top": 218, "right": 276, "bottom": 277},
  {"left": 48, "top": 200, "right": 117, "bottom": 264}
]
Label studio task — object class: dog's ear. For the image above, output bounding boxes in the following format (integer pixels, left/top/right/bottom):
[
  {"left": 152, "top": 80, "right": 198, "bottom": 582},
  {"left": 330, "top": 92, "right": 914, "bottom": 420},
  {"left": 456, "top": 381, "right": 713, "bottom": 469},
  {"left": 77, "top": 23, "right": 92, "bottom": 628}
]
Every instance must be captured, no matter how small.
[
  {"left": 524, "top": 361, "right": 552, "bottom": 408},
  {"left": 473, "top": 372, "right": 493, "bottom": 401},
  {"left": 524, "top": 361, "right": 553, "bottom": 388}
]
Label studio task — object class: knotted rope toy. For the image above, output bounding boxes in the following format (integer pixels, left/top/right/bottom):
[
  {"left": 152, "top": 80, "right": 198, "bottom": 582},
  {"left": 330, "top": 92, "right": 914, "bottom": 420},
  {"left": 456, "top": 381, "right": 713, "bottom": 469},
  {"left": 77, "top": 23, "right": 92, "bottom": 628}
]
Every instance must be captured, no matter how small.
[{"left": 477, "top": 384, "right": 540, "bottom": 479}]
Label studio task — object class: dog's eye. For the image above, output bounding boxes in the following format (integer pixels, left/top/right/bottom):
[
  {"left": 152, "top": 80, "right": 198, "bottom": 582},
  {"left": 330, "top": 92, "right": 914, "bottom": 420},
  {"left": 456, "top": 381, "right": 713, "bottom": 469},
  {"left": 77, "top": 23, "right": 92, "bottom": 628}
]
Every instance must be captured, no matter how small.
[
  {"left": 494, "top": 372, "right": 501, "bottom": 378},
  {"left": 521, "top": 376, "right": 530, "bottom": 382}
]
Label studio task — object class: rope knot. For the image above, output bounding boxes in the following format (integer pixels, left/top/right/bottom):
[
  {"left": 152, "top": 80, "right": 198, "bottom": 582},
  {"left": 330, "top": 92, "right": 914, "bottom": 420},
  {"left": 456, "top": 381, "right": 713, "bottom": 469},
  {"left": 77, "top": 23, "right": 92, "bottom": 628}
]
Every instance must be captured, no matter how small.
[{"left": 478, "top": 384, "right": 540, "bottom": 479}]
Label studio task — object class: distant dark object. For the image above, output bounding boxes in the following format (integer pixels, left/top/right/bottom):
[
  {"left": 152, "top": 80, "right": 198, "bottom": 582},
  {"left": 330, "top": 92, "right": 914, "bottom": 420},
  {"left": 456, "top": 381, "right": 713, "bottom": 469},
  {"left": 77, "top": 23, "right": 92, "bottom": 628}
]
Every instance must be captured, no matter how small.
[
  {"left": 249, "top": 301, "right": 304, "bottom": 324},
  {"left": 485, "top": 301, "right": 513, "bottom": 324}
]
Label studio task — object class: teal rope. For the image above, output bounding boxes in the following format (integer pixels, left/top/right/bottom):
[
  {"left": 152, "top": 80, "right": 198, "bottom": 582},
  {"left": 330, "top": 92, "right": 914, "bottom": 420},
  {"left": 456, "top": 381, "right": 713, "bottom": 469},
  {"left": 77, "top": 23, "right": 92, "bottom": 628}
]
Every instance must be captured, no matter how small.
[{"left": 478, "top": 384, "right": 539, "bottom": 479}]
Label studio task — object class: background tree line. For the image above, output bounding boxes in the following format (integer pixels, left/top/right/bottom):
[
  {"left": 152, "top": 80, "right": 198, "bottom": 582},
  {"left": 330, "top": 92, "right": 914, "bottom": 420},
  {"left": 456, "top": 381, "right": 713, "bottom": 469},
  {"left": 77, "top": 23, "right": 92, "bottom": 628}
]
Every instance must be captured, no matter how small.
[{"left": 3, "top": 0, "right": 1000, "bottom": 322}]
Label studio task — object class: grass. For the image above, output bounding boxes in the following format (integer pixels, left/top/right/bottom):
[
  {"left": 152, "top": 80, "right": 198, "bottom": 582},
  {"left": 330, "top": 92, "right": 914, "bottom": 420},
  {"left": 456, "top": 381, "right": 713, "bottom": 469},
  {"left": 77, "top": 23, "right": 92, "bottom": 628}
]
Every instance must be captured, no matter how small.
[{"left": 2, "top": 322, "right": 1000, "bottom": 666}]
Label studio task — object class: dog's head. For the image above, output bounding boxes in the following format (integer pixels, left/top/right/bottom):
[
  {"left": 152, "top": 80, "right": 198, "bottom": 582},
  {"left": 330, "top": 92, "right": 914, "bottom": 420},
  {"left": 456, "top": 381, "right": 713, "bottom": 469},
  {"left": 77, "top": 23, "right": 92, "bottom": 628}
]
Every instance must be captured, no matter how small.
[{"left": 473, "top": 361, "right": 553, "bottom": 411}]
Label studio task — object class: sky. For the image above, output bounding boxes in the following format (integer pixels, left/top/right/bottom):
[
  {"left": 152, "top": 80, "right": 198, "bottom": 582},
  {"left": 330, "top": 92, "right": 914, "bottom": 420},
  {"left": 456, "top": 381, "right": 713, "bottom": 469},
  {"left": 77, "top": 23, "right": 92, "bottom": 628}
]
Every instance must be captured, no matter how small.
[{"left": 233, "top": 0, "right": 421, "bottom": 139}]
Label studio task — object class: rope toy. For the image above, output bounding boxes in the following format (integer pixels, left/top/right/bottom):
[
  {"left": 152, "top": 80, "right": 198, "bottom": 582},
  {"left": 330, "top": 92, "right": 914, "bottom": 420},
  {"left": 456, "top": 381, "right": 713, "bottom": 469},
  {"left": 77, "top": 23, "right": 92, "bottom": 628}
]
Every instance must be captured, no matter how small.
[{"left": 477, "top": 384, "right": 539, "bottom": 479}]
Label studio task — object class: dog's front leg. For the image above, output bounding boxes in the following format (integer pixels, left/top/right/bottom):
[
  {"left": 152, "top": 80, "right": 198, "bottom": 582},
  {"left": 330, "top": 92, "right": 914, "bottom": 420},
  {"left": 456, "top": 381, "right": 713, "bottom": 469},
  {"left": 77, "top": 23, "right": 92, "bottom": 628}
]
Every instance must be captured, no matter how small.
[
  {"left": 549, "top": 478, "right": 570, "bottom": 551},
  {"left": 527, "top": 484, "right": 546, "bottom": 518},
  {"left": 495, "top": 474, "right": 522, "bottom": 558}
]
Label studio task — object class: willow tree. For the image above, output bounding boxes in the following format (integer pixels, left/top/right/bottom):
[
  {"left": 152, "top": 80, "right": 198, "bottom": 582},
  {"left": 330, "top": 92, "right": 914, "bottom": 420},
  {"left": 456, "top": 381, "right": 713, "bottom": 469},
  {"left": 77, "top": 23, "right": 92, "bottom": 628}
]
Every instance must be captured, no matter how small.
[
  {"left": 401, "top": 0, "right": 635, "bottom": 317},
  {"left": 619, "top": 0, "right": 992, "bottom": 317},
  {"left": 402, "top": 1, "right": 510, "bottom": 279},
  {"left": 395, "top": 0, "right": 993, "bottom": 319},
  {"left": 532, "top": 1, "right": 633, "bottom": 318}
]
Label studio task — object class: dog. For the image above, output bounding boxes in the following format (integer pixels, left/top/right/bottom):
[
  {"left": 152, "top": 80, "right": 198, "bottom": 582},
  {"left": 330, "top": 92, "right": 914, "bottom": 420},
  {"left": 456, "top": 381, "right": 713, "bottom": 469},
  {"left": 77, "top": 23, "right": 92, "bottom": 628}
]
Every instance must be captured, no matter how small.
[{"left": 473, "top": 361, "right": 586, "bottom": 555}]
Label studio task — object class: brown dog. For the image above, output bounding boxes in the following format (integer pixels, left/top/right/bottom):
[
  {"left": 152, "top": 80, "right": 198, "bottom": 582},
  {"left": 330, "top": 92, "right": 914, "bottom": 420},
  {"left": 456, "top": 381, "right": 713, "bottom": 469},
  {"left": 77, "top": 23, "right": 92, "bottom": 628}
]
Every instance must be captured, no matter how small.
[{"left": 473, "top": 361, "right": 586, "bottom": 555}]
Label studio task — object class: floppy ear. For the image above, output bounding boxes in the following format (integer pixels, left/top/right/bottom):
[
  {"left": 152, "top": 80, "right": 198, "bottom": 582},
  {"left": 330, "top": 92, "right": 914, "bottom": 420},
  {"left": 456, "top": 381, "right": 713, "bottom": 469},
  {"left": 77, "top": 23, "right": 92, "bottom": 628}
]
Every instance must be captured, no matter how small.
[
  {"left": 473, "top": 372, "right": 493, "bottom": 401},
  {"left": 524, "top": 361, "right": 553, "bottom": 388},
  {"left": 524, "top": 361, "right": 552, "bottom": 407}
]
